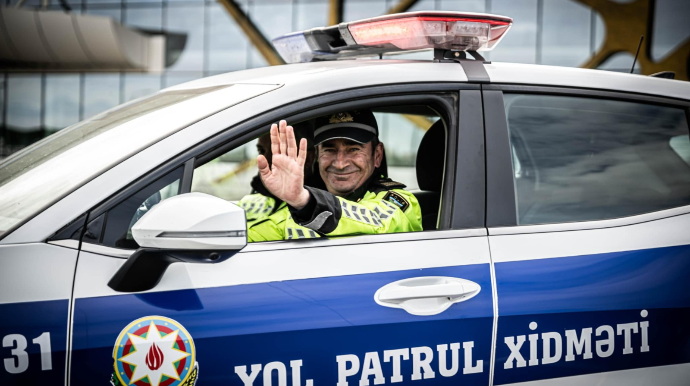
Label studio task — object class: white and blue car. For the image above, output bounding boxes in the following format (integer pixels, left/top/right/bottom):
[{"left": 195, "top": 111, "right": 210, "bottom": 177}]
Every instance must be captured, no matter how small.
[{"left": 2, "top": 11, "right": 690, "bottom": 386}]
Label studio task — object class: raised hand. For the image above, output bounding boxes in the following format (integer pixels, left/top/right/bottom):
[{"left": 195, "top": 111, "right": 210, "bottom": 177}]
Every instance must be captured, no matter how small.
[{"left": 257, "top": 120, "right": 311, "bottom": 209}]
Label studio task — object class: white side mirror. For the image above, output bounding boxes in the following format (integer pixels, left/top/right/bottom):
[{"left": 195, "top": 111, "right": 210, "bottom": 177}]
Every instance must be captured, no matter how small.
[
  {"left": 108, "top": 193, "right": 248, "bottom": 293},
  {"left": 132, "top": 192, "right": 247, "bottom": 250}
]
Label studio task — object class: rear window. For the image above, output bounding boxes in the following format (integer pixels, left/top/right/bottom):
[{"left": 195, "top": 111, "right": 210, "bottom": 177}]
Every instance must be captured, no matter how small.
[{"left": 505, "top": 94, "right": 690, "bottom": 225}]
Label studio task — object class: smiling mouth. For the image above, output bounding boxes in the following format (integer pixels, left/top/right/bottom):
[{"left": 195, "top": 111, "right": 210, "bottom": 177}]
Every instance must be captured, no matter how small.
[{"left": 329, "top": 170, "right": 357, "bottom": 177}]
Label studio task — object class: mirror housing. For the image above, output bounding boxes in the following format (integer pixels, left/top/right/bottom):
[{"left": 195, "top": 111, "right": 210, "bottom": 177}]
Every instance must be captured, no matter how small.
[
  {"left": 132, "top": 192, "right": 247, "bottom": 250},
  {"left": 108, "top": 193, "right": 247, "bottom": 292}
]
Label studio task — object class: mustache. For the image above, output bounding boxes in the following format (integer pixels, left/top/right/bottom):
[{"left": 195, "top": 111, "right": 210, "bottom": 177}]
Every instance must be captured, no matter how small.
[{"left": 325, "top": 166, "right": 360, "bottom": 174}]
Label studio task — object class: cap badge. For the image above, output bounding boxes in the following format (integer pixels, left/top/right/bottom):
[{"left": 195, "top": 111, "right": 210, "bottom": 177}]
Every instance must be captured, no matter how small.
[{"left": 329, "top": 112, "right": 354, "bottom": 124}]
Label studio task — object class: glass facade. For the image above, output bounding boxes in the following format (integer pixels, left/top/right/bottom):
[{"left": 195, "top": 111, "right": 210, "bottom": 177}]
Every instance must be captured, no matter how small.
[{"left": 1, "top": 0, "right": 688, "bottom": 157}]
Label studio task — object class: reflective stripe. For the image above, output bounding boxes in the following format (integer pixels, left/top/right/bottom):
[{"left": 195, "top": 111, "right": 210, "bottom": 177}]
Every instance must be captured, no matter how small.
[
  {"left": 382, "top": 201, "right": 397, "bottom": 215},
  {"left": 338, "top": 200, "right": 384, "bottom": 227},
  {"left": 286, "top": 227, "right": 319, "bottom": 239},
  {"left": 374, "top": 206, "right": 389, "bottom": 220},
  {"left": 341, "top": 201, "right": 353, "bottom": 218},
  {"left": 358, "top": 208, "right": 369, "bottom": 224},
  {"left": 350, "top": 204, "right": 363, "bottom": 221},
  {"left": 372, "top": 214, "right": 382, "bottom": 227}
]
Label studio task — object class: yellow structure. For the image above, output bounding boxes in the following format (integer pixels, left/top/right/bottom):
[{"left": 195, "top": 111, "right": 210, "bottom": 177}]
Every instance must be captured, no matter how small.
[{"left": 575, "top": 0, "right": 689, "bottom": 80}]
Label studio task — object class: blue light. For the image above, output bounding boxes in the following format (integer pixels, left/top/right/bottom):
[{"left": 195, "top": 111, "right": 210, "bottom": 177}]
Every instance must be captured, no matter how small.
[{"left": 272, "top": 32, "right": 315, "bottom": 64}]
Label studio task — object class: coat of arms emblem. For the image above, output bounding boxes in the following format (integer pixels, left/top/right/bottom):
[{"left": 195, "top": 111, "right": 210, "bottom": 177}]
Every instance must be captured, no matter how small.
[{"left": 111, "top": 316, "right": 198, "bottom": 386}]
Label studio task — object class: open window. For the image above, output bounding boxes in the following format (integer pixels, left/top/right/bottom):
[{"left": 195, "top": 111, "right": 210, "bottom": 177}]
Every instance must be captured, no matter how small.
[
  {"left": 79, "top": 91, "right": 471, "bottom": 250},
  {"left": 191, "top": 99, "right": 453, "bottom": 242}
]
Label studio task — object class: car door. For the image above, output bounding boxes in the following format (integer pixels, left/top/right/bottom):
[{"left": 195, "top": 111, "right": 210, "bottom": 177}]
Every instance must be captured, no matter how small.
[
  {"left": 67, "top": 86, "right": 498, "bottom": 386},
  {"left": 0, "top": 83, "right": 279, "bottom": 386},
  {"left": 0, "top": 243, "right": 77, "bottom": 385},
  {"left": 484, "top": 86, "right": 690, "bottom": 385}
]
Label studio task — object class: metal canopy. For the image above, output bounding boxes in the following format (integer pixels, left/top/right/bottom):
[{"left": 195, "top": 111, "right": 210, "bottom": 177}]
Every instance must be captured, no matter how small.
[{"left": 0, "top": 7, "right": 185, "bottom": 72}]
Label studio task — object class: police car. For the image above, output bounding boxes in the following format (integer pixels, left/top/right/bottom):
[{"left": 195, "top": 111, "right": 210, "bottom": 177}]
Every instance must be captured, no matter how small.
[{"left": 2, "top": 11, "right": 690, "bottom": 386}]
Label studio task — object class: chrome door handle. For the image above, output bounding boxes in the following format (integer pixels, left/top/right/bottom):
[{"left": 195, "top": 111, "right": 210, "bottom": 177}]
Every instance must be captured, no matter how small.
[{"left": 375, "top": 276, "right": 481, "bottom": 316}]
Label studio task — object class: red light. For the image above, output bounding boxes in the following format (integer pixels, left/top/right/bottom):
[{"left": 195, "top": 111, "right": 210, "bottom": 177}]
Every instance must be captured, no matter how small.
[
  {"left": 418, "top": 16, "right": 511, "bottom": 25},
  {"left": 348, "top": 13, "right": 512, "bottom": 52}
]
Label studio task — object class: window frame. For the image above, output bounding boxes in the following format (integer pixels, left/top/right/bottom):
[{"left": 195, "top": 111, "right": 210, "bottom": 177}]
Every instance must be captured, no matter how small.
[
  {"left": 483, "top": 84, "right": 690, "bottom": 229},
  {"left": 81, "top": 83, "right": 485, "bottom": 250}
]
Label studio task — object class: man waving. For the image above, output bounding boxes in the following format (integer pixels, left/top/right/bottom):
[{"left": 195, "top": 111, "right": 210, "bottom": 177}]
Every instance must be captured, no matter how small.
[{"left": 248, "top": 110, "right": 422, "bottom": 241}]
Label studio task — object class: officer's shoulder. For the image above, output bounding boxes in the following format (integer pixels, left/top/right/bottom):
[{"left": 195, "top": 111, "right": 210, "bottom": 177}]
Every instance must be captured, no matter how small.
[
  {"left": 380, "top": 189, "right": 416, "bottom": 212},
  {"left": 372, "top": 178, "right": 406, "bottom": 191}
]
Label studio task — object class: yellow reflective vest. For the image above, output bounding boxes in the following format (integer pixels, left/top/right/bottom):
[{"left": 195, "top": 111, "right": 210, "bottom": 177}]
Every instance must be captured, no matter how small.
[{"left": 247, "top": 181, "right": 422, "bottom": 242}]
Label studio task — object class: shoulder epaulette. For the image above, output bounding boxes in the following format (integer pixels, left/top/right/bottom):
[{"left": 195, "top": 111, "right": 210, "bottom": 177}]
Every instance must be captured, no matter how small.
[{"left": 372, "top": 178, "right": 407, "bottom": 191}]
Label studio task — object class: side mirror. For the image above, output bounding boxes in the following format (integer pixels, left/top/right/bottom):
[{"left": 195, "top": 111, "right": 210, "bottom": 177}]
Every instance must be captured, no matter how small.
[{"left": 108, "top": 193, "right": 247, "bottom": 292}]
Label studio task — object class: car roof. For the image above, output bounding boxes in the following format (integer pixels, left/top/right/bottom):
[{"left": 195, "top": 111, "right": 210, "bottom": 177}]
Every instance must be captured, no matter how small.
[
  {"left": 166, "top": 60, "right": 469, "bottom": 91},
  {"left": 487, "top": 62, "right": 690, "bottom": 101},
  {"left": 168, "top": 59, "right": 690, "bottom": 102}
]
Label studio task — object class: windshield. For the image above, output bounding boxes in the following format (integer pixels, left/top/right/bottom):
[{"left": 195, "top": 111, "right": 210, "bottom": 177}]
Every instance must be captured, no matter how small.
[{"left": 0, "top": 84, "right": 272, "bottom": 238}]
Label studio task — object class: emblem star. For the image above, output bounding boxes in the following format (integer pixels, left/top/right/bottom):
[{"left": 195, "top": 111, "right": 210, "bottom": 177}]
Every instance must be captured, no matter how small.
[{"left": 119, "top": 321, "right": 190, "bottom": 386}]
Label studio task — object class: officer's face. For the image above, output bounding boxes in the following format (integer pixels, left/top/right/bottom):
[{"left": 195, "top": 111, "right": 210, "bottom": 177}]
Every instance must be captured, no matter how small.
[{"left": 318, "top": 139, "right": 383, "bottom": 196}]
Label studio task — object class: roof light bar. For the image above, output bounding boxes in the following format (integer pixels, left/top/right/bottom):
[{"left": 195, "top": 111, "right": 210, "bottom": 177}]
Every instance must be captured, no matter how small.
[{"left": 273, "top": 11, "right": 513, "bottom": 64}]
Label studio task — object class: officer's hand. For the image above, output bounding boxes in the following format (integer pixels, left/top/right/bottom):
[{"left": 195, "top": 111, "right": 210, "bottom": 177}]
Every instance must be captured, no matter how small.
[{"left": 257, "top": 120, "right": 311, "bottom": 209}]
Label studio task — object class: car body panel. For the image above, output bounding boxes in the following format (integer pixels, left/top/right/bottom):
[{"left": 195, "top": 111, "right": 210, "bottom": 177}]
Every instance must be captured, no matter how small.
[
  {"left": 0, "top": 243, "right": 78, "bottom": 384},
  {"left": 485, "top": 62, "right": 690, "bottom": 101},
  {"left": 503, "top": 363, "right": 690, "bottom": 386},
  {"left": 489, "top": 210, "right": 690, "bottom": 385},
  {"left": 165, "top": 60, "right": 469, "bottom": 91},
  {"left": 71, "top": 232, "right": 494, "bottom": 385}
]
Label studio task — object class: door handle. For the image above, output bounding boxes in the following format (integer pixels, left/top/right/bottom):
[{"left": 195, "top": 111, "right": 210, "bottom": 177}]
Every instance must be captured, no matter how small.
[{"left": 375, "top": 276, "right": 481, "bottom": 316}]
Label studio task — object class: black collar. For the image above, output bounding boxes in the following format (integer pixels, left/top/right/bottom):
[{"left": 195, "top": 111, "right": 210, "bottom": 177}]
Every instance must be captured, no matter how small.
[{"left": 343, "top": 172, "right": 382, "bottom": 202}]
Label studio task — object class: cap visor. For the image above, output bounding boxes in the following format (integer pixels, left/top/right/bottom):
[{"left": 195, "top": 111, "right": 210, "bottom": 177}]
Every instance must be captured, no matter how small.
[{"left": 314, "top": 127, "right": 375, "bottom": 146}]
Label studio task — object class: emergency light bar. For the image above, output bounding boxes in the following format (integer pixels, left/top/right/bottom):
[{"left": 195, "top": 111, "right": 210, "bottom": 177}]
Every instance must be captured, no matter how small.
[{"left": 272, "top": 11, "right": 513, "bottom": 64}]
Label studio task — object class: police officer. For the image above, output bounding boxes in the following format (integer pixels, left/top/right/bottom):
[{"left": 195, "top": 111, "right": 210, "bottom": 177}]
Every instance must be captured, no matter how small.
[
  {"left": 248, "top": 109, "right": 421, "bottom": 241},
  {"left": 238, "top": 122, "right": 317, "bottom": 225}
]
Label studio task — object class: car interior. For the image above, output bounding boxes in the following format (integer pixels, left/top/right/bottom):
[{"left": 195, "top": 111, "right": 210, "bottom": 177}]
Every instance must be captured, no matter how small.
[
  {"left": 81, "top": 102, "right": 450, "bottom": 250},
  {"left": 191, "top": 103, "right": 448, "bottom": 235}
]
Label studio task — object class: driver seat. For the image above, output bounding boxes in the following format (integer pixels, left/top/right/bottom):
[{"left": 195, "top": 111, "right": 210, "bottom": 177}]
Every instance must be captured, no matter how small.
[{"left": 414, "top": 120, "right": 445, "bottom": 230}]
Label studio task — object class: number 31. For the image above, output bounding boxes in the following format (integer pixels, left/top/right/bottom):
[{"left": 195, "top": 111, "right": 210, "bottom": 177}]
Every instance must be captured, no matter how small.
[{"left": 3, "top": 332, "right": 52, "bottom": 374}]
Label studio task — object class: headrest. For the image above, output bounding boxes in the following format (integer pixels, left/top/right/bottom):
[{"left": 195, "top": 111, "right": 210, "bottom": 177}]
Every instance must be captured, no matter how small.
[{"left": 416, "top": 120, "right": 445, "bottom": 192}]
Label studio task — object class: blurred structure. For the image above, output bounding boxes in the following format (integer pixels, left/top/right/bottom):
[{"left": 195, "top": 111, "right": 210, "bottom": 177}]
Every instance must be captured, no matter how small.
[
  {"left": 1, "top": 0, "right": 689, "bottom": 158},
  {"left": 574, "top": 0, "right": 690, "bottom": 80},
  {"left": 0, "top": 7, "right": 187, "bottom": 71}
]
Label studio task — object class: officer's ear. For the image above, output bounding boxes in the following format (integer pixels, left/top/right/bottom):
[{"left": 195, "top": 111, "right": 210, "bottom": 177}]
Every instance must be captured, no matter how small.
[{"left": 373, "top": 142, "right": 384, "bottom": 168}]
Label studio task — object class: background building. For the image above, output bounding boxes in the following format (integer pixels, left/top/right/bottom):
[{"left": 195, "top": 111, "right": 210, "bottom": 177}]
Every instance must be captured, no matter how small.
[{"left": 1, "top": 0, "right": 689, "bottom": 158}]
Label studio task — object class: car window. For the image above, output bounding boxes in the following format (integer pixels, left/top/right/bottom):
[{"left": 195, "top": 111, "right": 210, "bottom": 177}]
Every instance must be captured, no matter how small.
[
  {"left": 192, "top": 112, "right": 434, "bottom": 202},
  {"left": 376, "top": 111, "right": 436, "bottom": 191},
  {"left": 193, "top": 141, "right": 260, "bottom": 202},
  {"left": 505, "top": 94, "right": 690, "bottom": 225},
  {"left": 96, "top": 167, "right": 183, "bottom": 249},
  {"left": 192, "top": 106, "right": 442, "bottom": 240},
  {"left": 0, "top": 86, "right": 228, "bottom": 238}
]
